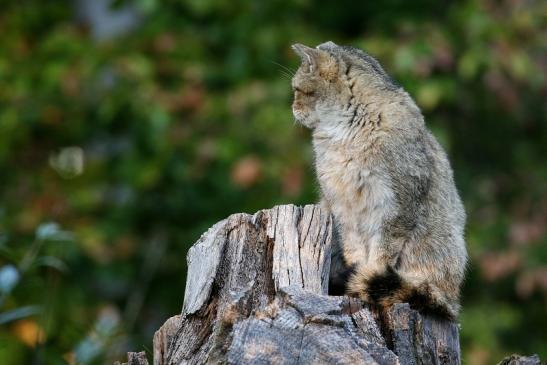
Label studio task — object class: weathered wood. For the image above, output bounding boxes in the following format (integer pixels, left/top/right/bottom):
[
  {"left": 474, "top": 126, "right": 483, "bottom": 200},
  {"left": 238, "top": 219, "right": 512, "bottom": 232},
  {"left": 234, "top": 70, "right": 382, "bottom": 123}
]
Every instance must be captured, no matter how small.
[
  {"left": 497, "top": 354, "right": 541, "bottom": 365},
  {"left": 117, "top": 204, "right": 540, "bottom": 365},
  {"left": 152, "top": 204, "right": 463, "bottom": 365},
  {"left": 156, "top": 205, "right": 333, "bottom": 365},
  {"left": 227, "top": 286, "right": 400, "bottom": 365},
  {"left": 115, "top": 351, "right": 149, "bottom": 365}
]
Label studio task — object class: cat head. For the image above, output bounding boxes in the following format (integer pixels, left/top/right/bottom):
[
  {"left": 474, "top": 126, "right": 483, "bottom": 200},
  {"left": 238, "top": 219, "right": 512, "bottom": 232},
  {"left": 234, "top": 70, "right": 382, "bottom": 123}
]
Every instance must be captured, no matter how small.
[{"left": 291, "top": 41, "right": 398, "bottom": 129}]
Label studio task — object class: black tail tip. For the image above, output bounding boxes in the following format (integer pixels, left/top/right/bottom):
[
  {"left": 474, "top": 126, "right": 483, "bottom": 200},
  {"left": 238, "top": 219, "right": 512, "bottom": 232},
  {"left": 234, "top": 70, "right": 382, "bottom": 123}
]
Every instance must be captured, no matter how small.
[
  {"left": 406, "top": 289, "right": 455, "bottom": 320},
  {"left": 328, "top": 264, "right": 356, "bottom": 296},
  {"left": 367, "top": 266, "right": 403, "bottom": 303}
]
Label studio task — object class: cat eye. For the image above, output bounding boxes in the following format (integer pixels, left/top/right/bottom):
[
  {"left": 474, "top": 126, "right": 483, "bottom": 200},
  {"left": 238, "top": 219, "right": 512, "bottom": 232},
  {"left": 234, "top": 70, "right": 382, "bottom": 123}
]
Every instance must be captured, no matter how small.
[{"left": 293, "top": 87, "right": 315, "bottom": 96}]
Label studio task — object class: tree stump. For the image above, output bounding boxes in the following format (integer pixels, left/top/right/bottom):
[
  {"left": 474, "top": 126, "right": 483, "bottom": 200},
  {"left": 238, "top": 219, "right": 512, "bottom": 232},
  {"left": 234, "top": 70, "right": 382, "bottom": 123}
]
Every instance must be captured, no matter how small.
[{"left": 117, "top": 204, "right": 538, "bottom": 365}]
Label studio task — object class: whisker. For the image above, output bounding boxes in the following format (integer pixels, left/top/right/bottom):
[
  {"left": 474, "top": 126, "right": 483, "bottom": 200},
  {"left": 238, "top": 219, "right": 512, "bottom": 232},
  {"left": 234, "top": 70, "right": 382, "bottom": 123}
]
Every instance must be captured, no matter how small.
[
  {"left": 281, "top": 71, "right": 292, "bottom": 80},
  {"left": 282, "top": 63, "right": 297, "bottom": 75},
  {"left": 278, "top": 69, "right": 293, "bottom": 80},
  {"left": 271, "top": 60, "right": 296, "bottom": 77}
]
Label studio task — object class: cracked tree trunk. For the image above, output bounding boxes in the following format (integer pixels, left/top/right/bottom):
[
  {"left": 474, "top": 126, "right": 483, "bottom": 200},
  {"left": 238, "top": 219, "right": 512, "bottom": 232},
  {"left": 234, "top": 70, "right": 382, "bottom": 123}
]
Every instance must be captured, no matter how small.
[{"left": 117, "top": 204, "right": 538, "bottom": 365}]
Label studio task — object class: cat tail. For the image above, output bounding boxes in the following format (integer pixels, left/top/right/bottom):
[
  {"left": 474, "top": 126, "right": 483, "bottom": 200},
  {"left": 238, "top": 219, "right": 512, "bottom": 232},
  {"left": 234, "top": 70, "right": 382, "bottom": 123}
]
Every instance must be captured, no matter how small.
[{"left": 347, "top": 266, "right": 458, "bottom": 321}]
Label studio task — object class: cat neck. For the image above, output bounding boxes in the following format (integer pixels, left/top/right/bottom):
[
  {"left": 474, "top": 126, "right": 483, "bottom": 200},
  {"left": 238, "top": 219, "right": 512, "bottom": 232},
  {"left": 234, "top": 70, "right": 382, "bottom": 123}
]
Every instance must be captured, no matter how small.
[{"left": 311, "top": 90, "right": 422, "bottom": 147}]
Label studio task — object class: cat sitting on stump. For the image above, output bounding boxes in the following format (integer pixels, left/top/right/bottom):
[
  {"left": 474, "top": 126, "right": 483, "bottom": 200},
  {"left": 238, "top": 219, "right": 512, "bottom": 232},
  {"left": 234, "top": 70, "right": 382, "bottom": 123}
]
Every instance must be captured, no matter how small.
[{"left": 291, "top": 42, "right": 467, "bottom": 320}]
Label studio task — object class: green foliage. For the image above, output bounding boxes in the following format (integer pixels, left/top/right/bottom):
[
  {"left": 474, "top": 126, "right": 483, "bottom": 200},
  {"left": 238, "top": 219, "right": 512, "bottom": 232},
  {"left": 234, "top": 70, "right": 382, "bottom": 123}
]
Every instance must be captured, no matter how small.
[{"left": 0, "top": 0, "right": 545, "bottom": 363}]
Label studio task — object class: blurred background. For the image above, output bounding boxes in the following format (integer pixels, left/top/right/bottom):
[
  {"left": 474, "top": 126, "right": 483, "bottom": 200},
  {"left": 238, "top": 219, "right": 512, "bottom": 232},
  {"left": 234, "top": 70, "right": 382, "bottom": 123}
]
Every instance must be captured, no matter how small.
[{"left": 0, "top": 0, "right": 545, "bottom": 364}]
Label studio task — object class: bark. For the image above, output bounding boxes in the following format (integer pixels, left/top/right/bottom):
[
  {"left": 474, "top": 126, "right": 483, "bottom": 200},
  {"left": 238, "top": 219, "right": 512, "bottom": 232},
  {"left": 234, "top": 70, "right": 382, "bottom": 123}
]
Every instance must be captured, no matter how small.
[{"left": 118, "top": 204, "right": 540, "bottom": 365}]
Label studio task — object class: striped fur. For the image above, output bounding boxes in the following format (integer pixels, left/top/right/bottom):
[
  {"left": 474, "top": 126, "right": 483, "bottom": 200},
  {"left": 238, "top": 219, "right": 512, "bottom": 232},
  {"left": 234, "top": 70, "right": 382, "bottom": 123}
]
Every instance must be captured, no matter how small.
[{"left": 292, "top": 42, "right": 467, "bottom": 319}]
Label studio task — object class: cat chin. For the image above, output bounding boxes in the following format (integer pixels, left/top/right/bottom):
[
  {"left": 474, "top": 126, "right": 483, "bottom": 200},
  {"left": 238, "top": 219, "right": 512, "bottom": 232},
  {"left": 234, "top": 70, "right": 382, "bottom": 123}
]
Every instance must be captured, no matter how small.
[
  {"left": 295, "top": 118, "right": 317, "bottom": 129},
  {"left": 293, "top": 111, "right": 319, "bottom": 129}
]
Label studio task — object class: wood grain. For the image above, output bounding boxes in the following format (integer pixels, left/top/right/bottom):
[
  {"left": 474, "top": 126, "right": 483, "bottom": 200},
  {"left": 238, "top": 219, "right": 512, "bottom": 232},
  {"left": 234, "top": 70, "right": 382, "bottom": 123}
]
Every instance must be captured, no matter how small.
[{"left": 116, "top": 204, "right": 540, "bottom": 365}]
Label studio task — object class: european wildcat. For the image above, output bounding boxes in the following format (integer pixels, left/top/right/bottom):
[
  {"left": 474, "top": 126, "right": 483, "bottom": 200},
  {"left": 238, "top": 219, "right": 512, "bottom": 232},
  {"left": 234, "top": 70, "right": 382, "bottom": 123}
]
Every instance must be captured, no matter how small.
[{"left": 291, "top": 41, "right": 467, "bottom": 319}]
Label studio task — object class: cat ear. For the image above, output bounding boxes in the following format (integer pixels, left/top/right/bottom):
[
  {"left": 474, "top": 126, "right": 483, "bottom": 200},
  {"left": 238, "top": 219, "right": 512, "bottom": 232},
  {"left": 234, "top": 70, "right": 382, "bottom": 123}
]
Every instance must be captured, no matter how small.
[
  {"left": 292, "top": 43, "right": 339, "bottom": 80},
  {"left": 317, "top": 41, "right": 337, "bottom": 51},
  {"left": 292, "top": 43, "right": 324, "bottom": 73}
]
